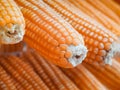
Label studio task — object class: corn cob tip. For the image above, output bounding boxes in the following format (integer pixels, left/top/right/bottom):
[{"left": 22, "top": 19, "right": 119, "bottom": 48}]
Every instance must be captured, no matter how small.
[
  {"left": 0, "top": 24, "right": 25, "bottom": 44},
  {"left": 67, "top": 44, "right": 87, "bottom": 67},
  {"left": 104, "top": 42, "right": 120, "bottom": 65}
]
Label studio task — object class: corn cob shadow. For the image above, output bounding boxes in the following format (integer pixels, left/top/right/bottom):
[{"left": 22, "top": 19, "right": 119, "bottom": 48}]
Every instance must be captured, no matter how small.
[{"left": 0, "top": 41, "right": 27, "bottom": 56}]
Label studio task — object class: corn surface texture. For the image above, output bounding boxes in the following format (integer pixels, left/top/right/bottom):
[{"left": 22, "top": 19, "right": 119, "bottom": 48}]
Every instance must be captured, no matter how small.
[
  {"left": 15, "top": 0, "right": 87, "bottom": 68},
  {"left": 43, "top": 0, "right": 120, "bottom": 64}
]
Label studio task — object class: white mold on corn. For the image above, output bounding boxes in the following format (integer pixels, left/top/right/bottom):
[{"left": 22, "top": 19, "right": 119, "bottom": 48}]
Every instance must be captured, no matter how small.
[
  {"left": 67, "top": 44, "right": 88, "bottom": 67},
  {"left": 0, "top": 24, "right": 25, "bottom": 44},
  {"left": 104, "top": 42, "right": 120, "bottom": 65}
]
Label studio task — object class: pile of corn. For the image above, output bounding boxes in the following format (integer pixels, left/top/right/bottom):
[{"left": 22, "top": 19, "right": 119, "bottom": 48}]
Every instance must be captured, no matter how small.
[{"left": 0, "top": 0, "right": 120, "bottom": 90}]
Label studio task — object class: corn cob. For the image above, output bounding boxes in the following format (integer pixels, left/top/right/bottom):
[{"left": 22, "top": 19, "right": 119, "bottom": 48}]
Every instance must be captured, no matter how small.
[
  {"left": 0, "top": 57, "right": 24, "bottom": 90},
  {"left": 68, "top": 0, "right": 120, "bottom": 37},
  {"left": 69, "top": 0, "right": 94, "bottom": 19},
  {"left": 69, "top": 0, "right": 103, "bottom": 22},
  {"left": 14, "top": 0, "right": 87, "bottom": 68},
  {"left": 22, "top": 50, "right": 79, "bottom": 90},
  {"left": 0, "top": 57, "right": 31, "bottom": 90},
  {"left": 0, "top": 56, "right": 49, "bottom": 90},
  {"left": 22, "top": 51, "right": 58, "bottom": 90},
  {"left": 100, "top": 0, "right": 120, "bottom": 17},
  {"left": 83, "top": 60, "right": 120, "bottom": 89},
  {"left": 0, "top": 0, "right": 25, "bottom": 44},
  {"left": 47, "top": 59, "right": 79, "bottom": 90},
  {"left": 6, "top": 55, "right": 49, "bottom": 90},
  {"left": 43, "top": 0, "right": 120, "bottom": 64},
  {"left": 86, "top": 0, "right": 120, "bottom": 24},
  {"left": 12, "top": 79, "right": 24, "bottom": 90},
  {"left": 61, "top": 64, "right": 107, "bottom": 90},
  {"left": 0, "top": 64, "right": 17, "bottom": 90}
]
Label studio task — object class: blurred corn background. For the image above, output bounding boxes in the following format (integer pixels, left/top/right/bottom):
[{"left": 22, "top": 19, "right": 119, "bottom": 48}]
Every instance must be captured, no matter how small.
[{"left": 0, "top": 0, "right": 120, "bottom": 90}]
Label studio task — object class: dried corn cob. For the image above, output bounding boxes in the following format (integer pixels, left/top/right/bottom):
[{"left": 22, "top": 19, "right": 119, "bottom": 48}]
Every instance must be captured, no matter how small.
[
  {"left": 86, "top": 0, "right": 120, "bottom": 24},
  {"left": 0, "top": 57, "right": 31, "bottom": 90},
  {"left": 12, "top": 79, "right": 24, "bottom": 90},
  {"left": 61, "top": 65, "right": 107, "bottom": 90},
  {"left": 6, "top": 56, "right": 49, "bottom": 90},
  {"left": 22, "top": 51, "right": 58, "bottom": 90},
  {"left": 0, "top": 0, "right": 25, "bottom": 44},
  {"left": 83, "top": 60, "right": 120, "bottom": 89},
  {"left": 43, "top": 0, "right": 120, "bottom": 64},
  {"left": 0, "top": 56, "right": 49, "bottom": 90},
  {"left": 100, "top": 0, "right": 120, "bottom": 17},
  {"left": 0, "top": 57, "right": 24, "bottom": 90},
  {"left": 47, "top": 59, "right": 79, "bottom": 90},
  {"left": 68, "top": 0, "right": 120, "bottom": 37},
  {"left": 68, "top": 0, "right": 103, "bottom": 24},
  {"left": 22, "top": 50, "right": 79, "bottom": 90},
  {"left": 0, "top": 64, "right": 17, "bottom": 90},
  {"left": 15, "top": 0, "right": 87, "bottom": 68}
]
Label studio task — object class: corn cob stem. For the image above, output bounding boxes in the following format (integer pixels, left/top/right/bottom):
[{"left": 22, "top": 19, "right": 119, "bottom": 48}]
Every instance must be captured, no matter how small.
[
  {"left": 43, "top": 0, "right": 120, "bottom": 64},
  {"left": 15, "top": 0, "right": 87, "bottom": 68},
  {"left": 0, "top": 0, "right": 25, "bottom": 44}
]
